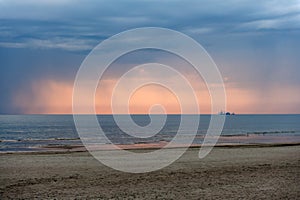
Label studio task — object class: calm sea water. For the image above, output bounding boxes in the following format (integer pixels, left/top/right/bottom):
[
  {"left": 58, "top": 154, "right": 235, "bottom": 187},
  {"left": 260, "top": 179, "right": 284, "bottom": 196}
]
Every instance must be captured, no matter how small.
[{"left": 0, "top": 114, "right": 299, "bottom": 152}]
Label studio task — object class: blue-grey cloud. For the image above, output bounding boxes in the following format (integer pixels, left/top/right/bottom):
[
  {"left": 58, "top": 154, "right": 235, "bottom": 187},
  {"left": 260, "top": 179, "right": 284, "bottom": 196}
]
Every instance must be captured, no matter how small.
[
  {"left": 0, "top": 0, "right": 300, "bottom": 113},
  {"left": 0, "top": 0, "right": 299, "bottom": 51}
]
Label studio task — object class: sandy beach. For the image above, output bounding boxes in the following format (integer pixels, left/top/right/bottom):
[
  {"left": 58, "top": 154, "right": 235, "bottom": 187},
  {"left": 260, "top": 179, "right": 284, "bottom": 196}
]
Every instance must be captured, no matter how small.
[{"left": 0, "top": 145, "right": 299, "bottom": 199}]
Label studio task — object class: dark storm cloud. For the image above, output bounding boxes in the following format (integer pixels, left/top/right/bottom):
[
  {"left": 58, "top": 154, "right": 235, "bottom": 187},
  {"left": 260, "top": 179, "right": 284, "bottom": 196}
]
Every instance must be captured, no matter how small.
[{"left": 0, "top": 47, "right": 85, "bottom": 113}]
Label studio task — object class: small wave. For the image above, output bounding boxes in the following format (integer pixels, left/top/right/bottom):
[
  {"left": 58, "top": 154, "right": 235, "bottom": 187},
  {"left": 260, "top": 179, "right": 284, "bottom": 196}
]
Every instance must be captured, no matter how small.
[
  {"left": 247, "top": 130, "right": 296, "bottom": 135},
  {"left": 0, "top": 139, "right": 19, "bottom": 142},
  {"left": 53, "top": 137, "right": 80, "bottom": 141},
  {"left": 41, "top": 144, "right": 84, "bottom": 150},
  {"left": 0, "top": 137, "right": 80, "bottom": 142},
  {"left": 221, "top": 134, "right": 247, "bottom": 137}
]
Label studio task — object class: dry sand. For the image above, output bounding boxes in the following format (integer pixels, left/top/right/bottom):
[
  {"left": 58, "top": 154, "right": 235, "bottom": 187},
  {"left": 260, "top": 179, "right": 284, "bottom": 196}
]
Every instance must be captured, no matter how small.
[{"left": 0, "top": 145, "right": 299, "bottom": 199}]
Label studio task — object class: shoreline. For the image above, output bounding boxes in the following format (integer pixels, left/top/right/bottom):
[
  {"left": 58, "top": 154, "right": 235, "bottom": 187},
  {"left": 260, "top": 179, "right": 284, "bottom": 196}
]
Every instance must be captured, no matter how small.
[
  {"left": 2, "top": 133, "right": 299, "bottom": 154},
  {"left": 1, "top": 142, "right": 300, "bottom": 155}
]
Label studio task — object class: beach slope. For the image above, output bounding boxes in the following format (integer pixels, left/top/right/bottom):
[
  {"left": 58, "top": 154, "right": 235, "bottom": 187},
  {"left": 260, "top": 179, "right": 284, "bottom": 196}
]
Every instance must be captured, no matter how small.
[{"left": 0, "top": 145, "right": 299, "bottom": 199}]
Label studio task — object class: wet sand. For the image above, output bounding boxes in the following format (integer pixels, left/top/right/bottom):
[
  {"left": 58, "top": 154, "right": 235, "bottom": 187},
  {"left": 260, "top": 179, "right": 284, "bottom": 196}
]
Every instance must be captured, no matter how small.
[{"left": 0, "top": 145, "right": 299, "bottom": 199}]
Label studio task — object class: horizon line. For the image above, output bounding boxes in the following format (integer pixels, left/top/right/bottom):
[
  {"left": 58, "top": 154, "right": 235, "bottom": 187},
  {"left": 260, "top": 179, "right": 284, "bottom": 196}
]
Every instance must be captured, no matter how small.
[{"left": 1, "top": 113, "right": 300, "bottom": 115}]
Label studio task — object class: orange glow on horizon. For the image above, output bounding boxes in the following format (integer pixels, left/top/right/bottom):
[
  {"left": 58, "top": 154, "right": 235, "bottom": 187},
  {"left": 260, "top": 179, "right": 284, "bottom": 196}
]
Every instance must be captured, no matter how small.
[
  {"left": 128, "top": 84, "right": 181, "bottom": 114},
  {"left": 13, "top": 78, "right": 300, "bottom": 114}
]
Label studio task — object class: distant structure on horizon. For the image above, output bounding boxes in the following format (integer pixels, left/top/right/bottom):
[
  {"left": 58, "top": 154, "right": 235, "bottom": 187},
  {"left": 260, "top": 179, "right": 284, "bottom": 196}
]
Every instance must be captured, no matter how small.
[{"left": 219, "top": 111, "right": 235, "bottom": 115}]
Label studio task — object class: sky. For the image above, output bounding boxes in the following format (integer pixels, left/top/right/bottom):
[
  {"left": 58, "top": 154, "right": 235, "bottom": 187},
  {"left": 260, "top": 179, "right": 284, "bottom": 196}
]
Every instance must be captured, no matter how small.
[{"left": 0, "top": 0, "right": 300, "bottom": 114}]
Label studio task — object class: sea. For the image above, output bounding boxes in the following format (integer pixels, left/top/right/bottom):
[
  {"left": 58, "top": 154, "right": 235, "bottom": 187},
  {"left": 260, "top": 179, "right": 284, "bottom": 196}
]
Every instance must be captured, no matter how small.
[{"left": 0, "top": 114, "right": 299, "bottom": 152}]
